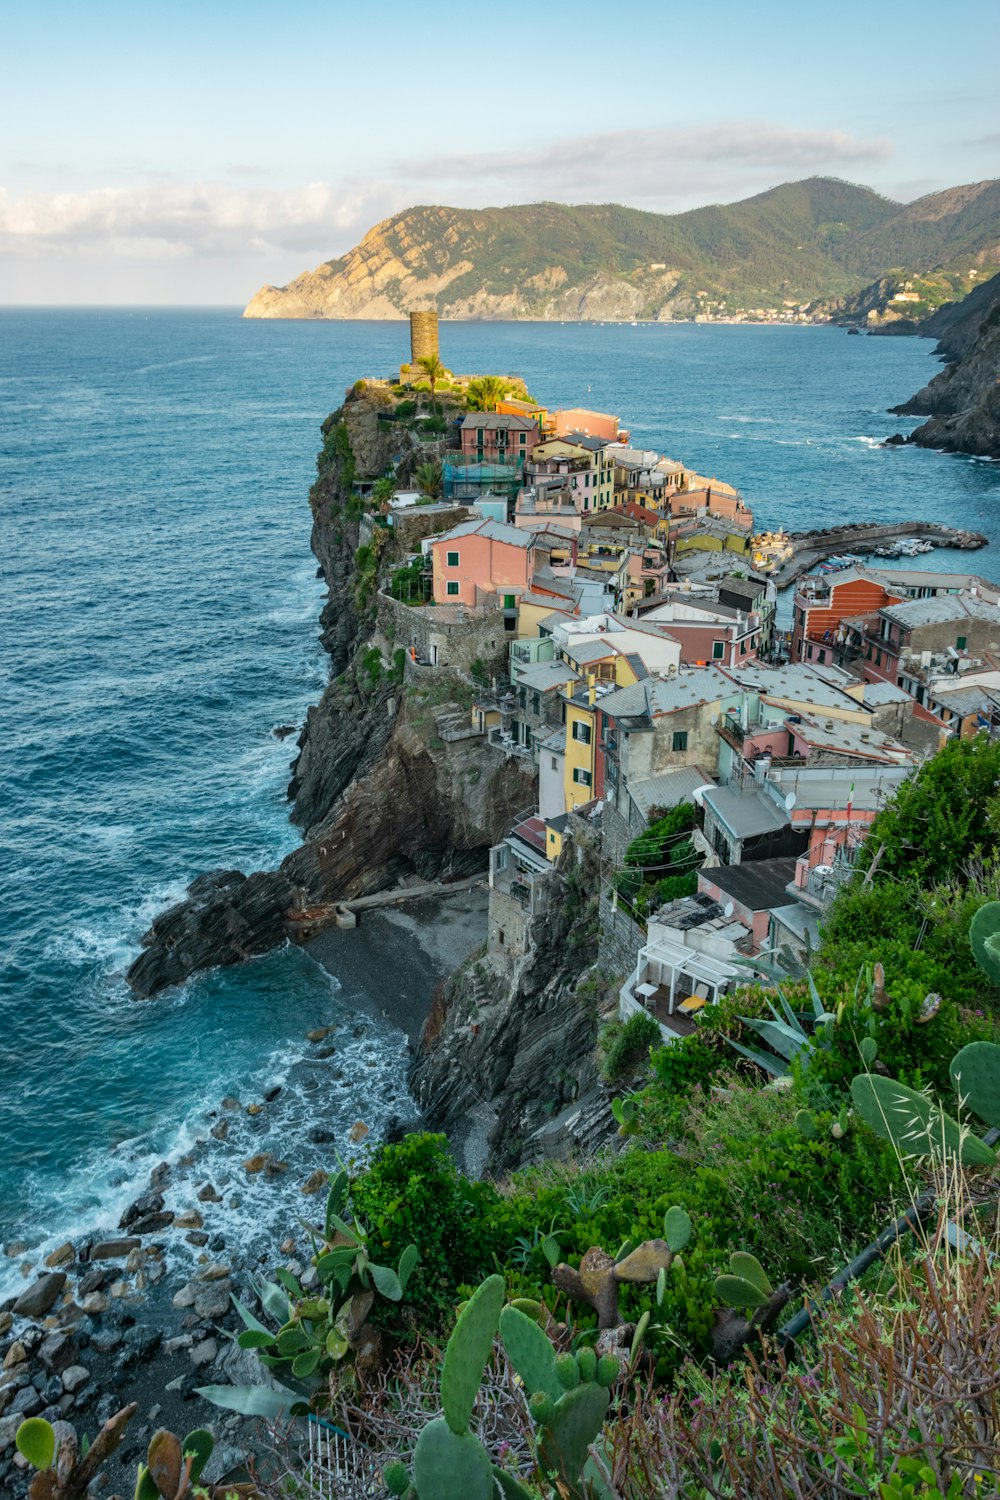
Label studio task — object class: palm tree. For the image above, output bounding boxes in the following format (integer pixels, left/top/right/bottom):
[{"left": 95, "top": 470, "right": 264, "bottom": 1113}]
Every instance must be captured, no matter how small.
[
  {"left": 413, "top": 461, "right": 442, "bottom": 500},
  {"left": 466, "top": 374, "right": 512, "bottom": 413},
  {"left": 417, "top": 353, "right": 445, "bottom": 408}
]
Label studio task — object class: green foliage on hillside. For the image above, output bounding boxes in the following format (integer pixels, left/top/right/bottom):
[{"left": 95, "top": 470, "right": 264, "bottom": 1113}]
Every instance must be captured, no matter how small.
[{"left": 307, "top": 177, "right": 1000, "bottom": 317}]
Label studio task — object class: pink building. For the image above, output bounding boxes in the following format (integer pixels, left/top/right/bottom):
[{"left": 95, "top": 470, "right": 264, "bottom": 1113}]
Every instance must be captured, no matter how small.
[
  {"left": 429, "top": 518, "right": 535, "bottom": 606},
  {"left": 459, "top": 414, "right": 540, "bottom": 465},
  {"left": 697, "top": 858, "right": 799, "bottom": 952}
]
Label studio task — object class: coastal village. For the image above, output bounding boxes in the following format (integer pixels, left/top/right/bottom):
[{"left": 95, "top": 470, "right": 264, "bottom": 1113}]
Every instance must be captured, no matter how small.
[
  {"left": 5, "top": 312, "right": 1000, "bottom": 1497},
  {"left": 361, "top": 313, "right": 996, "bottom": 1047}
]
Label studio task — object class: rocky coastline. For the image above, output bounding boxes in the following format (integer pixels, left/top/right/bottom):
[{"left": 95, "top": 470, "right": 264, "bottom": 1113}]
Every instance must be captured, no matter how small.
[
  {"left": 883, "top": 270, "right": 1000, "bottom": 460},
  {"left": 0, "top": 889, "right": 489, "bottom": 1493}
]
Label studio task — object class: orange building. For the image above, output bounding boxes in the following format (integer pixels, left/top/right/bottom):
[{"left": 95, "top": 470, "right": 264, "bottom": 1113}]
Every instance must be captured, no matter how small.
[
  {"left": 549, "top": 407, "right": 626, "bottom": 444},
  {"left": 790, "top": 569, "right": 905, "bottom": 664}
]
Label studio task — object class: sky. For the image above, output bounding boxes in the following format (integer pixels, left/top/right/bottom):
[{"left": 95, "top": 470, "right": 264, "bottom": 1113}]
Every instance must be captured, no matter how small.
[{"left": 1, "top": 0, "right": 997, "bottom": 305}]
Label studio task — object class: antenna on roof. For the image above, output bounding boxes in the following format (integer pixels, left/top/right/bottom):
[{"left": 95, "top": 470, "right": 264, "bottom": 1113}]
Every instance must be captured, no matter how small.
[
  {"left": 723, "top": 901, "right": 735, "bottom": 918},
  {"left": 709, "top": 713, "right": 719, "bottom": 726},
  {"left": 785, "top": 792, "right": 797, "bottom": 810}
]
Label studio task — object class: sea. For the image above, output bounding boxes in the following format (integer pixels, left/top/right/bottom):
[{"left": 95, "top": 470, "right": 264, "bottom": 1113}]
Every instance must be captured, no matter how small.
[{"left": 2, "top": 310, "right": 999, "bottom": 1286}]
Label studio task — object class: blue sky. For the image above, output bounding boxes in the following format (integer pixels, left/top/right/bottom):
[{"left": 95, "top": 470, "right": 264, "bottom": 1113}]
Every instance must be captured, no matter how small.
[{"left": 2, "top": 0, "right": 997, "bottom": 303}]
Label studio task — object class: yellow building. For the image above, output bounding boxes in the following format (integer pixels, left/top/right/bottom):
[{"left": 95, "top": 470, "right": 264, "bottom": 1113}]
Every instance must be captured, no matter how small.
[
  {"left": 529, "top": 437, "right": 616, "bottom": 512},
  {"left": 561, "top": 654, "right": 642, "bottom": 810}
]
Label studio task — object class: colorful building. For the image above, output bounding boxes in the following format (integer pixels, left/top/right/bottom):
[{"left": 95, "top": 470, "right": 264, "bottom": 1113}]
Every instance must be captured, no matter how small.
[{"left": 428, "top": 518, "right": 535, "bottom": 606}]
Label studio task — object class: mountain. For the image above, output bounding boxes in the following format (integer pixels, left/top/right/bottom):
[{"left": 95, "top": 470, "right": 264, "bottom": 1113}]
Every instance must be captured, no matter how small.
[
  {"left": 889, "top": 269, "right": 1000, "bottom": 459},
  {"left": 244, "top": 177, "right": 1000, "bottom": 323}
]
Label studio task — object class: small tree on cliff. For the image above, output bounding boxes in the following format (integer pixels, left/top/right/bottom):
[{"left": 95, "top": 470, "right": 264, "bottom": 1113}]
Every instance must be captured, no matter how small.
[
  {"left": 413, "top": 461, "right": 442, "bottom": 500},
  {"left": 466, "top": 374, "right": 513, "bottom": 412}
]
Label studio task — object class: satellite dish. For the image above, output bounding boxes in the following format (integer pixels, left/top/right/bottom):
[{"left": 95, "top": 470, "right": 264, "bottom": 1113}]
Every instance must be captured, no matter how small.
[
  {"left": 784, "top": 792, "right": 797, "bottom": 810},
  {"left": 709, "top": 713, "right": 719, "bottom": 726},
  {"left": 723, "top": 901, "right": 735, "bottom": 918}
]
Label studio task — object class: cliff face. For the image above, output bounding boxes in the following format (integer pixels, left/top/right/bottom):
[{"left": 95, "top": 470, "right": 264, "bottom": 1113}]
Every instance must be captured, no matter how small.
[
  {"left": 127, "top": 394, "right": 533, "bottom": 997},
  {"left": 410, "top": 825, "right": 617, "bottom": 1175},
  {"left": 889, "top": 271, "right": 1000, "bottom": 460}
]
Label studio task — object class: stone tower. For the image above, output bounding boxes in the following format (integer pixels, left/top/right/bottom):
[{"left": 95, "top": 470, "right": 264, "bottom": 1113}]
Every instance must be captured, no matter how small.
[{"left": 409, "top": 310, "right": 439, "bottom": 365}]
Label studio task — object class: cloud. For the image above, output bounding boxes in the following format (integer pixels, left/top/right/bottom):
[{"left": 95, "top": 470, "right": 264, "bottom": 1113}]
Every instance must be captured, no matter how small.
[
  {"left": 402, "top": 122, "right": 894, "bottom": 202},
  {"left": 0, "top": 120, "right": 895, "bottom": 277},
  {"left": 0, "top": 179, "right": 393, "bottom": 260}
]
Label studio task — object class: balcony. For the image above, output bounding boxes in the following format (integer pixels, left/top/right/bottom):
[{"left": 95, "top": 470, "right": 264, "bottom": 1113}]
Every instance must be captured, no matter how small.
[{"left": 620, "top": 935, "right": 739, "bottom": 1046}]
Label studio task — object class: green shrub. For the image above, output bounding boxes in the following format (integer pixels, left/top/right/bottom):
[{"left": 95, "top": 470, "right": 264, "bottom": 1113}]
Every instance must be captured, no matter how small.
[
  {"left": 351, "top": 1133, "right": 499, "bottom": 1328},
  {"left": 600, "top": 1011, "right": 662, "bottom": 1083}
]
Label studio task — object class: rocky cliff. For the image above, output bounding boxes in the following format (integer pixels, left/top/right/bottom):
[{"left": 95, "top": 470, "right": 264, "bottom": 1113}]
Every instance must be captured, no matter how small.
[
  {"left": 127, "top": 393, "right": 533, "bottom": 997},
  {"left": 888, "top": 270, "right": 1000, "bottom": 460},
  {"left": 410, "top": 820, "right": 618, "bottom": 1176},
  {"left": 244, "top": 178, "right": 1000, "bottom": 325}
]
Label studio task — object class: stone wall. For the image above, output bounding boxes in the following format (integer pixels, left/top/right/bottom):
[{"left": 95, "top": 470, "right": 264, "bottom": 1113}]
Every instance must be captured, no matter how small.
[
  {"left": 596, "top": 888, "right": 646, "bottom": 984},
  {"left": 392, "top": 506, "right": 471, "bottom": 552},
  {"left": 601, "top": 800, "right": 636, "bottom": 869},
  {"left": 487, "top": 886, "right": 533, "bottom": 972},
  {"left": 377, "top": 593, "right": 510, "bottom": 676}
]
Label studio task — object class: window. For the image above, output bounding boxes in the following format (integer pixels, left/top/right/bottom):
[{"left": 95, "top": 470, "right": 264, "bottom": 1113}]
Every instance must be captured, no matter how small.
[
  {"left": 550, "top": 756, "right": 558, "bottom": 771},
  {"left": 446, "top": 581, "right": 459, "bottom": 596},
  {"left": 572, "top": 720, "right": 592, "bottom": 744},
  {"left": 957, "top": 636, "right": 968, "bottom": 650},
  {"left": 519, "top": 432, "right": 527, "bottom": 445},
  {"left": 504, "top": 594, "right": 516, "bottom": 609},
  {"left": 532, "top": 694, "right": 540, "bottom": 715},
  {"left": 476, "top": 429, "right": 484, "bottom": 443},
  {"left": 712, "top": 640, "right": 725, "bottom": 660},
  {"left": 818, "top": 649, "right": 826, "bottom": 664},
  {"left": 572, "top": 768, "right": 592, "bottom": 786},
  {"left": 672, "top": 730, "right": 688, "bottom": 752},
  {"left": 446, "top": 550, "right": 459, "bottom": 567}
]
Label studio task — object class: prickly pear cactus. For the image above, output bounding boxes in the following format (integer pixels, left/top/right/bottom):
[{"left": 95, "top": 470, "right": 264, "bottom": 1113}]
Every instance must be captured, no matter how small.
[
  {"left": 499, "top": 1305, "right": 618, "bottom": 1499},
  {"left": 969, "top": 902, "right": 1000, "bottom": 986}
]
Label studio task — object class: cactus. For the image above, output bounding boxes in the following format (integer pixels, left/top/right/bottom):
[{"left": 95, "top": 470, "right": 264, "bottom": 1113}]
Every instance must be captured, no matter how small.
[
  {"left": 395, "top": 1283, "right": 617, "bottom": 1499},
  {"left": 794, "top": 1109, "right": 817, "bottom": 1139},
  {"left": 498, "top": 1304, "right": 617, "bottom": 1498},
  {"left": 663, "top": 1205, "right": 692, "bottom": 1253},
  {"left": 715, "top": 1248, "right": 774, "bottom": 1311},
  {"left": 611, "top": 1095, "right": 637, "bottom": 1129},
  {"left": 16, "top": 1418, "right": 55, "bottom": 1471},
  {"left": 860, "top": 1036, "right": 878, "bottom": 1067},
  {"left": 851, "top": 1072, "right": 997, "bottom": 1166},
  {"left": 498, "top": 1304, "right": 563, "bottom": 1403},
  {"left": 412, "top": 1419, "right": 495, "bottom": 1500},
  {"left": 949, "top": 1040, "right": 1000, "bottom": 1129},
  {"left": 441, "top": 1275, "right": 505, "bottom": 1435},
  {"left": 538, "top": 1383, "right": 611, "bottom": 1494},
  {"left": 969, "top": 901, "right": 1000, "bottom": 985},
  {"left": 15, "top": 1405, "right": 138, "bottom": 1500},
  {"left": 711, "top": 1252, "right": 793, "bottom": 1363}
]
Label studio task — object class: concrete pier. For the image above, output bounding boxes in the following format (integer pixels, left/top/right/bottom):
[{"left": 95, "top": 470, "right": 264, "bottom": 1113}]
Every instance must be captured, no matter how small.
[{"left": 769, "top": 521, "right": 987, "bottom": 589}]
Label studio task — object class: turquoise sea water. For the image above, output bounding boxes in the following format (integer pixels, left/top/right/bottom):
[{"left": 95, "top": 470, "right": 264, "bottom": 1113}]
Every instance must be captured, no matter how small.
[{"left": 2, "top": 310, "right": 999, "bottom": 1278}]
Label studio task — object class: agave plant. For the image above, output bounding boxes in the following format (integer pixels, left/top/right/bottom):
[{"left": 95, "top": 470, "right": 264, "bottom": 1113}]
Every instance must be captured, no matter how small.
[
  {"left": 725, "top": 963, "right": 836, "bottom": 1079},
  {"left": 199, "top": 1168, "right": 419, "bottom": 1416}
]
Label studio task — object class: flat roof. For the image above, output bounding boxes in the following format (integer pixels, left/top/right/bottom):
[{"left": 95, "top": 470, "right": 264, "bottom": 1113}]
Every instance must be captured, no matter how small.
[
  {"left": 628, "top": 765, "right": 715, "bottom": 815},
  {"left": 702, "top": 785, "right": 789, "bottom": 840},
  {"left": 703, "top": 857, "right": 797, "bottom": 912},
  {"left": 517, "top": 661, "right": 581, "bottom": 692}
]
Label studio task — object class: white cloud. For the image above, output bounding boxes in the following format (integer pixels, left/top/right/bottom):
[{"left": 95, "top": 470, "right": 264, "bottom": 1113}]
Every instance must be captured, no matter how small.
[
  {"left": 0, "top": 120, "right": 894, "bottom": 263},
  {"left": 0, "top": 179, "right": 392, "bottom": 260},
  {"left": 402, "top": 122, "right": 894, "bottom": 202}
]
